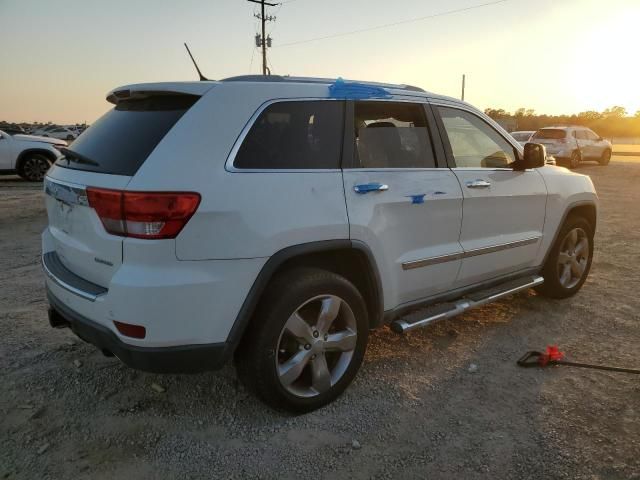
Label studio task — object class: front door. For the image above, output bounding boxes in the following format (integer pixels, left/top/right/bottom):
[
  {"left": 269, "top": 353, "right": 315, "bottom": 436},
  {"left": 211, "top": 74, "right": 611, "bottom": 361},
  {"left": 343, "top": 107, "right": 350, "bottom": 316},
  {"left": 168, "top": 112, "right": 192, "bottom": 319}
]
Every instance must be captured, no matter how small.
[
  {"left": 342, "top": 100, "right": 464, "bottom": 309},
  {"left": 0, "top": 132, "right": 16, "bottom": 170},
  {"left": 433, "top": 104, "right": 547, "bottom": 287}
]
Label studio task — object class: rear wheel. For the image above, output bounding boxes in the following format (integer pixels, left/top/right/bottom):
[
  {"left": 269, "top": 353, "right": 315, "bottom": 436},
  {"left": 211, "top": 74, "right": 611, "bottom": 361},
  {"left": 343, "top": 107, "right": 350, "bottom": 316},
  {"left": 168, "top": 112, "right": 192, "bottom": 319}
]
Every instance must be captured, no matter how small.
[
  {"left": 18, "top": 154, "right": 51, "bottom": 182},
  {"left": 599, "top": 149, "right": 611, "bottom": 166},
  {"left": 536, "top": 215, "right": 593, "bottom": 299},
  {"left": 569, "top": 150, "right": 581, "bottom": 169},
  {"left": 236, "top": 268, "right": 369, "bottom": 413}
]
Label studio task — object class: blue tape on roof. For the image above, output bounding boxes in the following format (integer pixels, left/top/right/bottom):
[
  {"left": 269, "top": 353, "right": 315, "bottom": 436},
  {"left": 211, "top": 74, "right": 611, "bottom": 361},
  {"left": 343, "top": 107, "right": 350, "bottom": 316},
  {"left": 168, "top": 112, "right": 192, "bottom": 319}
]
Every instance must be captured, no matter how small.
[{"left": 329, "top": 78, "right": 391, "bottom": 99}]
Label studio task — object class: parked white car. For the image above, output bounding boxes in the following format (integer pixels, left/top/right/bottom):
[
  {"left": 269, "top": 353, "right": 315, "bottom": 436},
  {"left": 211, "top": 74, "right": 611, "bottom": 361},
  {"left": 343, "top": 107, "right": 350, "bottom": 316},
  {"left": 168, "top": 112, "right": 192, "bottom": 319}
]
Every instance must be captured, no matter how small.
[
  {"left": 532, "top": 126, "right": 612, "bottom": 169},
  {"left": 510, "top": 130, "right": 535, "bottom": 145},
  {"left": 42, "top": 77, "right": 598, "bottom": 412},
  {"left": 0, "top": 130, "right": 65, "bottom": 181},
  {"left": 42, "top": 126, "right": 78, "bottom": 141}
]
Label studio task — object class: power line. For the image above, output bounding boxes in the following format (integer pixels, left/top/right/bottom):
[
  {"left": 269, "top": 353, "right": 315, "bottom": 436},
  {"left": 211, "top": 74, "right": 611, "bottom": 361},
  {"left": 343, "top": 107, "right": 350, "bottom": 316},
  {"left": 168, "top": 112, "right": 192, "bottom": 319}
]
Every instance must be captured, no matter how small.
[{"left": 277, "top": 0, "right": 512, "bottom": 48}]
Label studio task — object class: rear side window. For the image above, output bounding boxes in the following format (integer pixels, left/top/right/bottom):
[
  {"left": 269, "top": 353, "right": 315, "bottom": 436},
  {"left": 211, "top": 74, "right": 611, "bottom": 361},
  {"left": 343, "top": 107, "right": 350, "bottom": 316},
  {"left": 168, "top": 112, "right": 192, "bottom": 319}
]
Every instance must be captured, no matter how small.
[
  {"left": 56, "top": 95, "right": 199, "bottom": 176},
  {"left": 234, "top": 101, "right": 344, "bottom": 169},
  {"left": 353, "top": 101, "right": 435, "bottom": 168},
  {"left": 534, "top": 129, "right": 566, "bottom": 140}
]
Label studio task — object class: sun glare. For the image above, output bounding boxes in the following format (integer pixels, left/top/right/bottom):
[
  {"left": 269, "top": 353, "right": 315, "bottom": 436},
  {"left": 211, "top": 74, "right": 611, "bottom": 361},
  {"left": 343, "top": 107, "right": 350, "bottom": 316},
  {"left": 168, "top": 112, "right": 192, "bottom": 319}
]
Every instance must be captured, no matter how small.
[{"left": 569, "top": 6, "right": 640, "bottom": 115}]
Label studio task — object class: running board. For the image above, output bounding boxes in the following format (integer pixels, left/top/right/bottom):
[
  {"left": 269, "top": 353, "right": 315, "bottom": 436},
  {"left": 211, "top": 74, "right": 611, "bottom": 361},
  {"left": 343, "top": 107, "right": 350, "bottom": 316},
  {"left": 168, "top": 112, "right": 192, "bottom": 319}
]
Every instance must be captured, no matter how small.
[{"left": 390, "top": 275, "right": 544, "bottom": 334}]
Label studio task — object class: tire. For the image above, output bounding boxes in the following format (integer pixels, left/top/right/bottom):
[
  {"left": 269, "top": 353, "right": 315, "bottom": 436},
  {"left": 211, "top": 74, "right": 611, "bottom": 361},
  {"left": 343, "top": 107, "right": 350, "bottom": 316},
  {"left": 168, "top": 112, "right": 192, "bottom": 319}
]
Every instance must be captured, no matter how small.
[
  {"left": 18, "top": 154, "right": 51, "bottom": 182},
  {"left": 235, "top": 268, "right": 369, "bottom": 413},
  {"left": 569, "top": 150, "right": 581, "bottom": 169},
  {"left": 66, "top": 134, "right": 74, "bottom": 141},
  {"left": 599, "top": 149, "right": 611, "bottom": 166},
  {"left": 535, "top": 215, "right": 593, "bottom": 299}
]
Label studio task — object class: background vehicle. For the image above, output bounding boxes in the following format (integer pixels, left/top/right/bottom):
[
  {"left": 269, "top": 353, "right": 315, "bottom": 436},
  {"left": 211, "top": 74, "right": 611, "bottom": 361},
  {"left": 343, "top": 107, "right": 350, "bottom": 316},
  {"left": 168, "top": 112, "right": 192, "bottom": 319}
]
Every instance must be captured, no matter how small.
[
  {"left": 0, "top": 130, "right": 64, "bottom": 181},
  {"left": 532, "top": 126, "right": 612, "bottom": 168},
  {"left": 510, "top": 130, "right": 535, "bottom": 145},
  {"left": 43, "top": 77, "right": 598, "bottom": 412},
  {"left": 0, "top": 123, "right": 28, "bottom": 136},
  {"left": 42, "top": 126, "right": 78, "bottom": 141}
]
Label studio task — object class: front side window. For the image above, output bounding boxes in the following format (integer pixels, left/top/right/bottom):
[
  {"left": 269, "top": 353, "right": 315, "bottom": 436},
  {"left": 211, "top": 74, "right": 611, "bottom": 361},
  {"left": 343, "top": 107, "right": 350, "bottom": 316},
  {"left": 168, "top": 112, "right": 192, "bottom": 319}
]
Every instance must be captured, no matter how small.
[
  {"left": 234, "top": 101, "right": 344, "bottom": 169},
  {"left": 585, "top": 130, "right": 600, "bottom": 141},
  {"left": 353, "top": 101, "right": 436, "bottom": 168},
  {"left": 438, "top": 107, "right": 516, "bottom": 168}
]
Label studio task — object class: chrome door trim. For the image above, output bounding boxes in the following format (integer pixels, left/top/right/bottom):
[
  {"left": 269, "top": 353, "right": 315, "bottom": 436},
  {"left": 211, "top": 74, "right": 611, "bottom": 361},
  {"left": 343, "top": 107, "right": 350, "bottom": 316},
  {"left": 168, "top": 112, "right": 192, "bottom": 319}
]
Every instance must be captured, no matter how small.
[
  {"left": 402, "top": 252, "right": 464, "bottom": 270},
  {"left": 463, "top": 236, "right": 541, "bottom": 258},
  {"left": 401, "top": 236, "right": 541, "bottom": 271}
]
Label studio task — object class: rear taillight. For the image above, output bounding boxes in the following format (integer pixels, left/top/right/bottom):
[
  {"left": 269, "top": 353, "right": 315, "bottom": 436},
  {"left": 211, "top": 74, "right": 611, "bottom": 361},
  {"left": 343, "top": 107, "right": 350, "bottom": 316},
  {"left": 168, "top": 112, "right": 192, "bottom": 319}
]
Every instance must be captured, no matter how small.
[{"left": 86, "top": 188, "right": 200, "bottom": 239}]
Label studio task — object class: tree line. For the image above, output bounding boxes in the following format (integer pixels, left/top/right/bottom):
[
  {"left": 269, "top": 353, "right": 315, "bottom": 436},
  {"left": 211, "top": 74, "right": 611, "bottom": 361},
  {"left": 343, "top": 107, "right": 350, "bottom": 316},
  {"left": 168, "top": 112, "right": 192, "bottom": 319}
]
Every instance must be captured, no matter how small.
[{"left": 484, "top": 106, "right": 640, "bottom": 138}]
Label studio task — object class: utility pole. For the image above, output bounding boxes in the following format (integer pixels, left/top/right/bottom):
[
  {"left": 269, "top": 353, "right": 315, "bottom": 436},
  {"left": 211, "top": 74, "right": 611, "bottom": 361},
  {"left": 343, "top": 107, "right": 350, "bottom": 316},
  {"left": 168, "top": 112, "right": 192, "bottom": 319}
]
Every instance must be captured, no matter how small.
[
  {"left": 461, "top": 74, "right": 466, "bottom": 101},
  {"left": 248, "top": 0, "right": 278, "bottom": 75}
]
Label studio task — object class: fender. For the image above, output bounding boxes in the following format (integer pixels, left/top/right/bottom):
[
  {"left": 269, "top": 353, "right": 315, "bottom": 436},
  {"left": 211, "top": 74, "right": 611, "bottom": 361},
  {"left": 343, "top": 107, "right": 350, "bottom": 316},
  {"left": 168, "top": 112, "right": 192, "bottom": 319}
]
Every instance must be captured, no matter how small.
[
  {"left": 540, "top": 200, "right": 597, "bottom": 266},
  {"left": 220, "top": 239, "right": 384, "bottom": 362}
]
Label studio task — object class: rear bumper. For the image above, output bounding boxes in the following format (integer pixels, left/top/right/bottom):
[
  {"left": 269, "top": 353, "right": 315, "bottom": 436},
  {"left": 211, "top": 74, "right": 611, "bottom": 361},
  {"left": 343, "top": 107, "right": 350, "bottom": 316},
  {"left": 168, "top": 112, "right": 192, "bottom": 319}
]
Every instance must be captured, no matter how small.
[{"left": 47, "top": 288, "right": 230, "bottom": 373}]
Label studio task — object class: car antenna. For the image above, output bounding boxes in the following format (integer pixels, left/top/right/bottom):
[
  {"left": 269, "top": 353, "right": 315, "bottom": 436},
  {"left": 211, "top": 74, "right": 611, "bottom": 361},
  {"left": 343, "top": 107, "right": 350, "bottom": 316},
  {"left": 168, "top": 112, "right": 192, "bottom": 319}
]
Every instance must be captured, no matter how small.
[{"left": 184, "top": 43, "right": 210, "bottom": 81}]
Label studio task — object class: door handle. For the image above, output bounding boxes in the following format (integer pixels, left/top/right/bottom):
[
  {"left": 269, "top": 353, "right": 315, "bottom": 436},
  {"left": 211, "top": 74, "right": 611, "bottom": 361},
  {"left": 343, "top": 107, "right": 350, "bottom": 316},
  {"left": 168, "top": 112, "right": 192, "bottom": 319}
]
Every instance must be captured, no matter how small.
[
  {"left": 354, "top": 183, "right": 389, "bottom": 194},
  {"left": 465, "top": 179, "right": 491, "bottom": 189}
]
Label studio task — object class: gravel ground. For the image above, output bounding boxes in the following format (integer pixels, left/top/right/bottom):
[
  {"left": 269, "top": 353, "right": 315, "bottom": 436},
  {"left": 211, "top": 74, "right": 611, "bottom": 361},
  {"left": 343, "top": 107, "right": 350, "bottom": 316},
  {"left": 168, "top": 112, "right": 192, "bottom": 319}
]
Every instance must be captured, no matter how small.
[{"left": 1, "top": 158, "right": 639, "bottom": 479}]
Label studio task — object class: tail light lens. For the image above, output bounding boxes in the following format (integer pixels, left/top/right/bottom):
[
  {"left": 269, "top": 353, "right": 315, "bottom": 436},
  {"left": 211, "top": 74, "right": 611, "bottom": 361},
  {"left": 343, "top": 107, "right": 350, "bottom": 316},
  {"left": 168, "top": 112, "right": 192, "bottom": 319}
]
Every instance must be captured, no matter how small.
[{"left": 86, "top": 188, "right": 200, "bottom": 239}]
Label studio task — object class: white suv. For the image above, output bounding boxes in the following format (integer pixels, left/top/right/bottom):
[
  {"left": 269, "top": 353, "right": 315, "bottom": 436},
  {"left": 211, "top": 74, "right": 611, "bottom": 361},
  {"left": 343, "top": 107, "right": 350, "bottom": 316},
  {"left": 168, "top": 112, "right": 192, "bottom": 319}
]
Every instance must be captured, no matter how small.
[
  {"left": 532, "top": 126, "right": 612, "bottom": 169},
  {"left": 43, "top": 76, "right": 598, "bottom": 412},
  {"left": 0, "top": 130, "right": 65, "bottom": 181}
]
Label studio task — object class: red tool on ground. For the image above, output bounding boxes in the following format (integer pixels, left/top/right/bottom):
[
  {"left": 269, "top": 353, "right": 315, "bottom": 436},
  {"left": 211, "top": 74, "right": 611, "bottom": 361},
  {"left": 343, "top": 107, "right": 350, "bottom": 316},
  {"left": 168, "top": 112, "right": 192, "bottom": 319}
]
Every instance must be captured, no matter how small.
[{"left": 517, "top": 345, "right": 640, "bottom": 374}]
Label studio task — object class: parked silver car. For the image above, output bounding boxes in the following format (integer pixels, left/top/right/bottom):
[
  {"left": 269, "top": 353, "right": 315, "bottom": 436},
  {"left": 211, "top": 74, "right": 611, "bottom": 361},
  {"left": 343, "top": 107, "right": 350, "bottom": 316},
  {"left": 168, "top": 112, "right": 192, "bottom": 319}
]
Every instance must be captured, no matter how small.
[{"left": 531, "top": 126, "right": 612, "bottom": 169}]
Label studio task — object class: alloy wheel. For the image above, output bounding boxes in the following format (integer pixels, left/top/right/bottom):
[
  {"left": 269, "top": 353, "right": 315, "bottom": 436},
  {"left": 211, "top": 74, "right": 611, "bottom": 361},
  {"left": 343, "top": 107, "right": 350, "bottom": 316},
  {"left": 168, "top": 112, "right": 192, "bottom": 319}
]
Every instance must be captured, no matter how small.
[
  {"left": 557, "top": 227, "right": 589, "bottom": 289},
  {"left": 22, "top": 156, "right": 50, "bottom": 181},
  {"left": 276, "top": 294, "right": 357, "bottom": 398}
]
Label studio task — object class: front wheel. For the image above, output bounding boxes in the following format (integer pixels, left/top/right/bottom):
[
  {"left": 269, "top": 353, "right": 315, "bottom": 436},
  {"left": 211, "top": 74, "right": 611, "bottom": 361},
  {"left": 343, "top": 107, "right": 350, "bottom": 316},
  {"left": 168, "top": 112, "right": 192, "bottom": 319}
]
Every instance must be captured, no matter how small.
[
  {"left": 536, "top": 215, "right": 593, "bottom": 299},
  {"left": 236, "top": 268, "right": 369, "bottom": 413},
  {"left": 18, "top": 154, "right": 51, "bottom": 182},
  {"left": 599, "top": 149, "right": 611, "bottom": 166}
]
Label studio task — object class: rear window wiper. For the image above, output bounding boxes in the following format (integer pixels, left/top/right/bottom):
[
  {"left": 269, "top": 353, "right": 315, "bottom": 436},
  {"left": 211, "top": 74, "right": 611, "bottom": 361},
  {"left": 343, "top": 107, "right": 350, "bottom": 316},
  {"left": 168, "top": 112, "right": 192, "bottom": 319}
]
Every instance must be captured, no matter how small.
[{"left": 60, "top": 147, "right": 100, "bottom": 167}]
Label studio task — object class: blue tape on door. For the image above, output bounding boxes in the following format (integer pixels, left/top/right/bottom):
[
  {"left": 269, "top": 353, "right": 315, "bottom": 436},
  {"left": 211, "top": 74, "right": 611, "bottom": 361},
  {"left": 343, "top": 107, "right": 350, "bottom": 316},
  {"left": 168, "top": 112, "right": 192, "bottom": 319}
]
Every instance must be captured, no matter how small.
[{"left": 407, "top": 194, "right": 426, "bottom": 204}]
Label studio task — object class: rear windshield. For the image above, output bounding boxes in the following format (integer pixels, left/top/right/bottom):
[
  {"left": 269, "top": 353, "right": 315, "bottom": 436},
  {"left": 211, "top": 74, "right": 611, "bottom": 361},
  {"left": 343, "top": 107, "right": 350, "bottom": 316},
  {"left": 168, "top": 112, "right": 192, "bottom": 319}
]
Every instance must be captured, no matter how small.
[
  {"left": 55, "top": 94, "right": 199, "bottom": 176},
  {"left": 533, "top": 129, "right": 566, "bottom": 140}
]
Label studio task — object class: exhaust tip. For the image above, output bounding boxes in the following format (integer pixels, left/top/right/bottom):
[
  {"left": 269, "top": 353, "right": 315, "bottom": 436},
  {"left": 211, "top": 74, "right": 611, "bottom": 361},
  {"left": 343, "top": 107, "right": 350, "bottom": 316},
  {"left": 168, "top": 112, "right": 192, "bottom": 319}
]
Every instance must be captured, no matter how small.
[{"left": 48, "top": 308, "right": 70, "bottom": 329}]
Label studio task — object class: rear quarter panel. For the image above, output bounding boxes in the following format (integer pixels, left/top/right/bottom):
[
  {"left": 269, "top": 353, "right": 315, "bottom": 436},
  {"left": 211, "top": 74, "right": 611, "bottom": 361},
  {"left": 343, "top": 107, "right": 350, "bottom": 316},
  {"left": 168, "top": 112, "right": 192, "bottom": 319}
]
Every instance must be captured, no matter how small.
[{"left": 126, "top": 83, "right": 349, "bottom": 260}]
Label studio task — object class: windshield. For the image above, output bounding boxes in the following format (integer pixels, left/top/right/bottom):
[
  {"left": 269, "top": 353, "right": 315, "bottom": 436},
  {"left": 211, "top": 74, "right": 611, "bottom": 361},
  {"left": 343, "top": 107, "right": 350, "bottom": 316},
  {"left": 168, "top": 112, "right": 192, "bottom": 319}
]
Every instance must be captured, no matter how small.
[
  {"left": 533, "top": 129, "right": 566, "bottom": 140},
  {"left": 55, "top": 94, "right": 199, "bottom": 176},
  {"left": 511, "top": 132, "right": 532, "bottom": 141}
]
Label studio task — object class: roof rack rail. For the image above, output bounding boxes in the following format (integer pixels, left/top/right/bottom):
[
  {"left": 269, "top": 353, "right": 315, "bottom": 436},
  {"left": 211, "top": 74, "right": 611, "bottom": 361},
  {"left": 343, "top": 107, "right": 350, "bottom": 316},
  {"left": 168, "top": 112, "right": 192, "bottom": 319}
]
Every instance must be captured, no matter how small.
[{"left": 220, "top": 75, "right": 426, "bottom": 93}]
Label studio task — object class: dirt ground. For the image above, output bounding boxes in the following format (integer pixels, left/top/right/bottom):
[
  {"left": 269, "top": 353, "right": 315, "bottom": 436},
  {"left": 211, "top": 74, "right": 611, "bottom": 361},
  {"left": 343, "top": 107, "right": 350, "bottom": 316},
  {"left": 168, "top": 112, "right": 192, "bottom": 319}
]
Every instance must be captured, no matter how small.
[{"left": 1, "top": 158, "right": 639, "bottom": 480}]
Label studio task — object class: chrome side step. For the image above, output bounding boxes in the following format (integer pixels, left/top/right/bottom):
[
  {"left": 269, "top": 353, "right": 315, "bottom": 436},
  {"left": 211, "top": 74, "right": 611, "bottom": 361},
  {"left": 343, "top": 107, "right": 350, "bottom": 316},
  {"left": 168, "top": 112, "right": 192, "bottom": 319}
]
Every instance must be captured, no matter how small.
[{"left": 390, "top": 275, "right": 544, "bottom": 334}]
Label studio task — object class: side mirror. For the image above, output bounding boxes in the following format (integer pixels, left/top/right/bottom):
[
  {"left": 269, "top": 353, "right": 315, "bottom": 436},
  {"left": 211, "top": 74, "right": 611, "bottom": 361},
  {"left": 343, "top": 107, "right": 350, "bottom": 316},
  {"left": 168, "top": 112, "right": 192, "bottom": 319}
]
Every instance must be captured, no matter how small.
[{"left": 513, "top": 143, "right": 546, "bottom": 170}]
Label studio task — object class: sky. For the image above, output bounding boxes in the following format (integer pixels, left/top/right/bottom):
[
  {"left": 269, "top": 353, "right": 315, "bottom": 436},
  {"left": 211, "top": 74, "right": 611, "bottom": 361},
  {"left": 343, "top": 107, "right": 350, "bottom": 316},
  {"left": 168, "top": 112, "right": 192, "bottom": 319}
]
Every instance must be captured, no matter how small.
[{"left": 1, "top": 0, "right": 639, "bottom": 124}]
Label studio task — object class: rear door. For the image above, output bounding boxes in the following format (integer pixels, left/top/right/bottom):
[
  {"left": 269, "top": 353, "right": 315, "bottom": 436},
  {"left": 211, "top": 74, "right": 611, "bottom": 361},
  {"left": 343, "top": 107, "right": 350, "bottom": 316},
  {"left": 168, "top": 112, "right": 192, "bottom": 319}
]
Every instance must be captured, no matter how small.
[
  {"left": 342, "top": 100, "right": 464, "bottom": 308},
  {"left": 433, "top": 104, "right": 547, "bottom": 287},
  {"left": 43, "top": 93, "right": 200, "bottom": 287}
]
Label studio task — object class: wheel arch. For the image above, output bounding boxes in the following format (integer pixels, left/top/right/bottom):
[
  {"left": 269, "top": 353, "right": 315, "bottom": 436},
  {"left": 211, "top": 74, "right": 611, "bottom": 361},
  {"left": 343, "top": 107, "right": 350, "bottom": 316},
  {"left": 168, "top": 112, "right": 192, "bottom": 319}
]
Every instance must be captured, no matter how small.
[
  {"left": 16, "top": 148, "right": 57, "bottom": 172},
  {"left": 541, "top": 200, "right": 597, "bottom": 266},
  {"left": 225, "top": 240, "right": 384, "bottom": 360}
]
